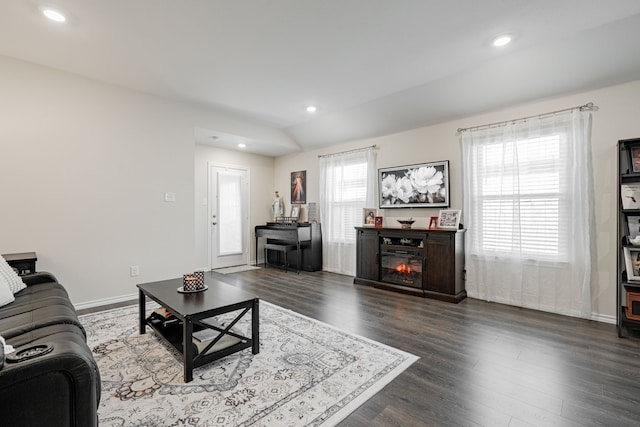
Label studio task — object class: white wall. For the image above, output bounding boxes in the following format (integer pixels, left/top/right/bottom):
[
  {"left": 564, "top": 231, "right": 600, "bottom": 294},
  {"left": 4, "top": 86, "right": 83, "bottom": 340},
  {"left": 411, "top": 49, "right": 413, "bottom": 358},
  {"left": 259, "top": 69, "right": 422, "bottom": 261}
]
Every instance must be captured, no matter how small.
[
  {"left": 274, "top": 79, "right": 640, "bottom": 321},
  {"left": 0, "top": 55, "right": 293, "bottom": 306}
]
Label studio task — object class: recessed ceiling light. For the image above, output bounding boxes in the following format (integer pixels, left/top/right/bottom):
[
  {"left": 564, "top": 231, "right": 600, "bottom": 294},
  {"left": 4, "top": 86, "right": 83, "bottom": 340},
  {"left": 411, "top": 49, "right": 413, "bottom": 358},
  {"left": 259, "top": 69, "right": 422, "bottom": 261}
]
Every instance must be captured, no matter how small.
[
  {"left": 493, "top": 34, "right": 512, "bottom": 47},
  {"left": 238, "top": 143, "right": 246, "bottom": 148},
  {"left": 42, "top": 8, "right": 66, "bottom": 22},
  {"left": 306, "top": 105, "right": 317, "bottom": 113}
]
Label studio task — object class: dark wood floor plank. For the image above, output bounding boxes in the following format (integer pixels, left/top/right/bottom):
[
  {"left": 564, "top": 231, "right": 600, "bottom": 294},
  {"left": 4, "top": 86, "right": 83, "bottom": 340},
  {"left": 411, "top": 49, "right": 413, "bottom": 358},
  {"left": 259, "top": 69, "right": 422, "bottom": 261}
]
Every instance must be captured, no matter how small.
[{"left": 80, "top": 269, "right": 640, "bottom": 426}]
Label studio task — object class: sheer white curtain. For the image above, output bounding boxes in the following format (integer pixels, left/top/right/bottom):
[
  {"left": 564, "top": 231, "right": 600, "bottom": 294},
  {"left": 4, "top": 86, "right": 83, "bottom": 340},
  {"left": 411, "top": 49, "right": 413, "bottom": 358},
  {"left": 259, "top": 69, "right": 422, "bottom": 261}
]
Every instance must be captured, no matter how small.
[
  {"left": 461, "top": 110, "right": 595, "bottom": 318},
  {"left": 319, "top": 149, "right": 377, "bottom": 275}
]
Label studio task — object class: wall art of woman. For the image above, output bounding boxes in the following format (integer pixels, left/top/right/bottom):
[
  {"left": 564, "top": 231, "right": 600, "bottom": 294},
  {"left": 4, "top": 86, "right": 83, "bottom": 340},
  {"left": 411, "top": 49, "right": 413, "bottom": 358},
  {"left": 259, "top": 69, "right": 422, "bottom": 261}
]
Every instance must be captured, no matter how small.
[{"left": 291, "top": 170, "right": 306, "bottom": 204}]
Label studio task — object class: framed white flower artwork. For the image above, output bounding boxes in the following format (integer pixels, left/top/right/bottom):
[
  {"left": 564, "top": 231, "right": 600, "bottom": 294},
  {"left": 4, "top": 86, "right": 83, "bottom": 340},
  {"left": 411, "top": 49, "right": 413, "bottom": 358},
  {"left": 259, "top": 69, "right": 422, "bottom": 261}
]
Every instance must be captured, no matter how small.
[{"left": 378, "top": 160, "right": 449, "bottom": 208}]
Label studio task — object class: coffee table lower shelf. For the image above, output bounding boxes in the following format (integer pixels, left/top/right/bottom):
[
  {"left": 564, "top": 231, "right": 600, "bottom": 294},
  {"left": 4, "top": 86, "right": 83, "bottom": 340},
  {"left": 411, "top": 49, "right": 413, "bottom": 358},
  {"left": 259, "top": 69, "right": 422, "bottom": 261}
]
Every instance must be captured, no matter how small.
[
  {"left": 146, "top": 316, "right": 254, "bottom": 368},
  {"left": 142, "top": 309, "right": 258, "bottom": 382}
]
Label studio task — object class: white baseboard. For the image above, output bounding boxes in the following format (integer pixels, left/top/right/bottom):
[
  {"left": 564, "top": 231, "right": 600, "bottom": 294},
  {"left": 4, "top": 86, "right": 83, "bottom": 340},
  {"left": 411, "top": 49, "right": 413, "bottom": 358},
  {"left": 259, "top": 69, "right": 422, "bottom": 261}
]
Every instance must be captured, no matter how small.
[
  {"left": 591, "top": 313, "right": 616, "bottom": 324},
  {"left": 74, "top": 292, "right": 138, "bottom": 311}
]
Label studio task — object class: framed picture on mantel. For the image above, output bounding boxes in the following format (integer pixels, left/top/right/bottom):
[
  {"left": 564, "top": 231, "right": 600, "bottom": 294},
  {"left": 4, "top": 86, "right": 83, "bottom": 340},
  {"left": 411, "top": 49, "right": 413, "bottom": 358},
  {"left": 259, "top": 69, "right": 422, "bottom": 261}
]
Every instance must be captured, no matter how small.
[
  {"left": 437, "top": 209, "right": 461, "bottom": 230},
  {"left": 363, "top": 208, "right": 376, "bottom": 226},
  {"left": 428, "top": 216, "right": 439, "bottom": 230}
]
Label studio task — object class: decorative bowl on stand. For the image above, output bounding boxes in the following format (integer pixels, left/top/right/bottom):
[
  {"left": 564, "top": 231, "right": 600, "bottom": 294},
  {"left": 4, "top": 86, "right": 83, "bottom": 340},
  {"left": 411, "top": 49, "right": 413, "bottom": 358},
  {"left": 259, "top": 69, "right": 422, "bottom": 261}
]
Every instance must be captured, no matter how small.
[{"left": 397, "top": 219, "right": 415, "bottom": 229}]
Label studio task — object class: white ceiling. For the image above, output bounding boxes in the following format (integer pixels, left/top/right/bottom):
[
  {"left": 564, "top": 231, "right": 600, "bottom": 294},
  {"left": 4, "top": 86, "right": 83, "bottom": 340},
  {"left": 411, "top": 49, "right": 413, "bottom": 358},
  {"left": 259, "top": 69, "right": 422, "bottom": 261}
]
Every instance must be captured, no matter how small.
[{"left": 3, "top": 0, "right": 640, "bottom": 156}]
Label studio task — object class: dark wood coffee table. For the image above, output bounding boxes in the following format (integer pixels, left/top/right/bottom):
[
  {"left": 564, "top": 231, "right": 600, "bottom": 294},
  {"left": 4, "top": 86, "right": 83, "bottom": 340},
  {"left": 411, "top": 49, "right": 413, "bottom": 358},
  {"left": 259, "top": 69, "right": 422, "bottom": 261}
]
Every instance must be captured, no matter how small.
[{"left": 137, "top": 276, "right": 259, "bottom": 382}]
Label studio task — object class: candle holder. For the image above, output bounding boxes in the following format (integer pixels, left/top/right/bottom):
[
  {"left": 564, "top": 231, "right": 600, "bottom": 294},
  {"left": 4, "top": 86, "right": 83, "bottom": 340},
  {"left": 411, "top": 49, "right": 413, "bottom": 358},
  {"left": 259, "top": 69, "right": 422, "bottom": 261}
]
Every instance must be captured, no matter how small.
[
  {"left": 178, "top": 272, "right": 208, "bottom": 293},
  {"left": 183, "top": 274, "right": 197, "bottom": 292},
  {"left": 193, "top": 271, "right": 205, "bottom": 290}
]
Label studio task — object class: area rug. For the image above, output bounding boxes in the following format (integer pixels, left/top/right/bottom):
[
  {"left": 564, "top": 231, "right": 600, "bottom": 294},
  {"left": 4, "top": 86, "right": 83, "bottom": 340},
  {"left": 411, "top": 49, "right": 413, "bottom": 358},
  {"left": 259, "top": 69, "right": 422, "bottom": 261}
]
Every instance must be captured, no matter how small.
[
  {"left": 213, "top": 265, "right": 262, "bottom": 274},
  {"left": 81, "top": 301, "right": 417, "bottom": 426}
]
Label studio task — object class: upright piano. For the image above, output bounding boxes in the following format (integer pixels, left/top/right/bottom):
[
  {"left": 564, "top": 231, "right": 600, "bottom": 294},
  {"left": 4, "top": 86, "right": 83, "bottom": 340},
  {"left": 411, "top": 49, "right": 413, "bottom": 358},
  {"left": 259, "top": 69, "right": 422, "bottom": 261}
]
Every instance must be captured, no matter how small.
[{"left": 255, "top": 223, "right": 322, "bottom": 272}]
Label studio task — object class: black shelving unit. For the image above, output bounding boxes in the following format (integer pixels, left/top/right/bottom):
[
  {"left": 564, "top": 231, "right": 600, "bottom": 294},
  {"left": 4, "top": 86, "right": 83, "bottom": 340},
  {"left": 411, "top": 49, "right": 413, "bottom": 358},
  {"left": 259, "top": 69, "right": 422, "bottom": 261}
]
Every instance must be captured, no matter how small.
[{"left": 617, "top": 138, "right": 640, "bottom": 338}]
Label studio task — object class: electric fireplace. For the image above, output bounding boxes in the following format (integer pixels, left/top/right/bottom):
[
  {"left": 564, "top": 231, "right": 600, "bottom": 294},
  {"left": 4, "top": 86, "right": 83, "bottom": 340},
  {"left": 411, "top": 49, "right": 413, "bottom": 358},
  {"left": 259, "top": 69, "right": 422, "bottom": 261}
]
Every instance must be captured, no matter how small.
[
  {"left": 355, "top": 227, "right": 466, "bottom": 302},
  {"left": 380, "top": 248, "right": 424, "bottom": 289}
]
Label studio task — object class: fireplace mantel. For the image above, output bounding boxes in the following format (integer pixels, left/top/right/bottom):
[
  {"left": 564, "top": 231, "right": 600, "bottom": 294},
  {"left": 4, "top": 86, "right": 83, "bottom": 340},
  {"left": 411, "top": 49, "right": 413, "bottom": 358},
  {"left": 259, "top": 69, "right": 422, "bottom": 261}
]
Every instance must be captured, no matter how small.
[{"left": 354, "top": 227, "right": 466, "bottom": 303}]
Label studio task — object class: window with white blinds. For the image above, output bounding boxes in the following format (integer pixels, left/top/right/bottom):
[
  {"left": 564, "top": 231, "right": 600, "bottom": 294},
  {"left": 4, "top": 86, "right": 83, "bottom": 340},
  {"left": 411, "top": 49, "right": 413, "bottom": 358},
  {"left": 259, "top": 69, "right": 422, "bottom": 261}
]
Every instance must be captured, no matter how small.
[
  {"left": 324, "top": 160, "right": 368, "bottom": 243},
  {"left": 319, "top": 147, "right": 376, "bottom": 275},
  {"left": 469, "top": 133, "right": 569, "bottom": 262},
  {"left": 461, "top": 109, "right": 594, "bottom": 316}
]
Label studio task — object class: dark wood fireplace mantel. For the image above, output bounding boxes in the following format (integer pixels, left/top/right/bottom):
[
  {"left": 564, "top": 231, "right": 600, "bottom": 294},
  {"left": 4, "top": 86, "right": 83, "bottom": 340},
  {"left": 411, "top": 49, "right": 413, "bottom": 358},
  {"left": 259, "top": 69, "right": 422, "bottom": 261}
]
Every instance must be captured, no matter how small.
[{"left": 354, "top": 227, "right": 466, "bottom": 303}]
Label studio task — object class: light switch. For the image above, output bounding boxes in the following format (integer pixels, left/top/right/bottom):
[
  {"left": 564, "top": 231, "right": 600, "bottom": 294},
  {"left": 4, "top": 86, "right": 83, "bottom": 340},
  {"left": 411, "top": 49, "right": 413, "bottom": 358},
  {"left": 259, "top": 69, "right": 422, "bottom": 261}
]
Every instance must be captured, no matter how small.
[{"left": 164, "top": 192, "right": 176, "bottom": 202}]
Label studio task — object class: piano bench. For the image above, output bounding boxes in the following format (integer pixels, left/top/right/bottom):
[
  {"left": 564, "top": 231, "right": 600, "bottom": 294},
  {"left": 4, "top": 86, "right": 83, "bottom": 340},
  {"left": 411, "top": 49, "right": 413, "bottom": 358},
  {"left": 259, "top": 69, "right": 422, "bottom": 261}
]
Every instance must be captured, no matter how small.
[{"left": 264, "top": 243, "right": 299, "bottom": 273}]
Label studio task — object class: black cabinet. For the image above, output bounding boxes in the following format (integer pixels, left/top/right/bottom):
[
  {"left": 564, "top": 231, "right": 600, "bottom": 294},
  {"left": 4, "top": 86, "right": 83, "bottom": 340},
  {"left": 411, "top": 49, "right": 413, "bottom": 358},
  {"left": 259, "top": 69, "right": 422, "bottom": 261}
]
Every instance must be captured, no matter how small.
[
  {"left": 354, "top": 227, "right": 465, "bottom": 303},
  {"left": 2, "top": 252, "right": 37, "bottom": 276},
  {"left": 617, "top": 138, "right": 640, "bottom": 338},
  {"left": 425, "top": 233, "right": 452, "bottom": 294},
  {"left": 356, "top": 228, "right": 378, "bottom": 280},
  {"left": 424, "top": 232, "right": 466, "bottom": 299}
]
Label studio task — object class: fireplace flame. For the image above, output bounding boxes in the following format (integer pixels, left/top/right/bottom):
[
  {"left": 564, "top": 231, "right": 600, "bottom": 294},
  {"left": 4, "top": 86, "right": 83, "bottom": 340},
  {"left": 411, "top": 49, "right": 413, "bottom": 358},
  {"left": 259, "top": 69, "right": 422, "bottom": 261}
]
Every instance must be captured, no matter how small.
[{"left": 395, "top": 264, "right": 411, "bottom": 274}]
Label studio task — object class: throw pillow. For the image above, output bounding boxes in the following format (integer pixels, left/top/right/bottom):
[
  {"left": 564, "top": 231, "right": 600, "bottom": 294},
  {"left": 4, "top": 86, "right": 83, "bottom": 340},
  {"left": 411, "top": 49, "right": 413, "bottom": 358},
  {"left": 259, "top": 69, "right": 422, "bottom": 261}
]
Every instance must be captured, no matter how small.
[
  {"left": 0, "top": 281, "right": 14, "bottom": 308},
  {"left": 0, "top": 335, "right": 14, "bottom": 357},
  {"left": 0, "top": 256, "right": 26, "bottom": 294}
]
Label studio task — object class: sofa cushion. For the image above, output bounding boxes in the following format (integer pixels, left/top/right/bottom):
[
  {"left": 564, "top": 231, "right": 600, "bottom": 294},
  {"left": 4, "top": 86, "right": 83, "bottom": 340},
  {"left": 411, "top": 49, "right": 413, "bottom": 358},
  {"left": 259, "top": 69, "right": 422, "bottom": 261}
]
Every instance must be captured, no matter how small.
[
  {"left": 0, "top": 304, "right": 86, "bottom": 340},
  {"left": 6, "top": 323, "right": 86, "bottom": 349},
  {"left": 1, "top": 283, "right": 75, "bottom": 320},
  {"left": 0, "top": 256, "right": 26, "bottom": 294},
  {"left": 15, "top": 281, "right": 70, "bottom": 301}
]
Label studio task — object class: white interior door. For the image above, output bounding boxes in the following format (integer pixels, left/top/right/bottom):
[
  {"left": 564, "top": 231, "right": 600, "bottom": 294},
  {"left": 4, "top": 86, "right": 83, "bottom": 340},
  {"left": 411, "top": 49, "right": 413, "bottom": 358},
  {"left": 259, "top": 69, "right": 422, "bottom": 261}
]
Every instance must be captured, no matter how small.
[{"left": 209, "top": 165, "right": 249, "bottom": 269}]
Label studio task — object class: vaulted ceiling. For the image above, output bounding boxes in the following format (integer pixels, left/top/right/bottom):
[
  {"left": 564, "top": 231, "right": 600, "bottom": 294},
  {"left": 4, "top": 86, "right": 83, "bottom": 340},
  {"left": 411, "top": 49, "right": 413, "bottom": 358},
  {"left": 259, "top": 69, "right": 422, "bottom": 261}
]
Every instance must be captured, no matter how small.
[{"left": 3, "top": 1, "right": 640, "bottom": 156}]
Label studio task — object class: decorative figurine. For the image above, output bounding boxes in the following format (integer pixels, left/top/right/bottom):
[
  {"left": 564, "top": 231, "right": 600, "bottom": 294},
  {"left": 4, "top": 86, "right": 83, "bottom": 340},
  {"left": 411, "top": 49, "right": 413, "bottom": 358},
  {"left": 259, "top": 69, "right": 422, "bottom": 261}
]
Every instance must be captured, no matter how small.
[{"left": 272, "top": 191, "right": 285, "bottom": 221}]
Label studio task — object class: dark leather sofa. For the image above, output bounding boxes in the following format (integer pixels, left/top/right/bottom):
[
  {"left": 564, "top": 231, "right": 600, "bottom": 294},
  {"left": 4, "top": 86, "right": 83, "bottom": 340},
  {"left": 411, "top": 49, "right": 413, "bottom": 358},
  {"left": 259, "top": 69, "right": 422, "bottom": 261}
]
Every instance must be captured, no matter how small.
[{"left": 0, "top": 272, "right": 100, "bottom": 426}]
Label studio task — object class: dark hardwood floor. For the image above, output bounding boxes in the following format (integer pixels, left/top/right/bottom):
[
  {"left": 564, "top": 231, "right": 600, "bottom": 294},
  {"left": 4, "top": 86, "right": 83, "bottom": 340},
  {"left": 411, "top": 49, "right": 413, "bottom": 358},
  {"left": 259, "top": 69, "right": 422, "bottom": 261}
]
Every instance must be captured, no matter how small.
[{"left": 80, "top": 268, "right": 640, "bottom": 426}]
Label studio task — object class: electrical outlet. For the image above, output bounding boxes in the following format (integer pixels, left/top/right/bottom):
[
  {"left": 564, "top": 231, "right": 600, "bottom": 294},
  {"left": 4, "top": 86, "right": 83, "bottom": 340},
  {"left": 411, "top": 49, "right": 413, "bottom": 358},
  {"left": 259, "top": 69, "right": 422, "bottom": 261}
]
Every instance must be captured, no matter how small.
[{"left": 130, "top": 265, "right": 140, "bottom": 277}]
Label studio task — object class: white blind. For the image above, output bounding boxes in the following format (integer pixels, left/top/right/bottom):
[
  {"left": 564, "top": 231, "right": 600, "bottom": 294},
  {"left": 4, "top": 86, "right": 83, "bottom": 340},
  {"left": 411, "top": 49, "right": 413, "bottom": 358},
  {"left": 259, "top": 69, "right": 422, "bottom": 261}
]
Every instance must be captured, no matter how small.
[
  {"left": 324, "top": 160, "right": 368, "bottom": 243},
  {"left": 468, "top": 133, "right": 569, "bottom": 262}
]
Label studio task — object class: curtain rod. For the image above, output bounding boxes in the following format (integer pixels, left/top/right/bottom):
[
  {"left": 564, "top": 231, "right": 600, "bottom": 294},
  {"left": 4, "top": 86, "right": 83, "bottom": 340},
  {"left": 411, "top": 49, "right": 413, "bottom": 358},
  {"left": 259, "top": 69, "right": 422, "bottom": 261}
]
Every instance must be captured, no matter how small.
[
  {"left": 456, "top": 102, "right": 596, "bottom": 134},
  {"left": 318, "top": 144, "right": 377, "bottom": 158}
]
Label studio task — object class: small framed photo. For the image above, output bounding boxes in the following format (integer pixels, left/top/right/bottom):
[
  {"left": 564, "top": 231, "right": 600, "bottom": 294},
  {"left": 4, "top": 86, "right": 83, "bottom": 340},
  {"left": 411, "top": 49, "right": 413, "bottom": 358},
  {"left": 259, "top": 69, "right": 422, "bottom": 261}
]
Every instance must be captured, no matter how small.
[
  {"left": 630, "top": 146, "right": 640, "bottom": 173},
  {"left": 290, "top": 205, "right": 300, "bottom": 219},
  {"left": 437, "top": 209, "right": 461, "bottom": 230},
  {"left": 374, "top": 216, "right": 384, "bottom": 229},
  {"left": 363, "top": 208, "right": 376, "bottom": 226},
  {"left": 622, "top": 184, "right": 640, "bottom": 209},
  {"left": 428, "top": 216, "right": 439, "bottom": 230},
  {"left": 628, "top": 216, "right": 640, "bottom": 244},
  {"left": 624, "top": 247, "right": 640, "bottom": 282}
]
